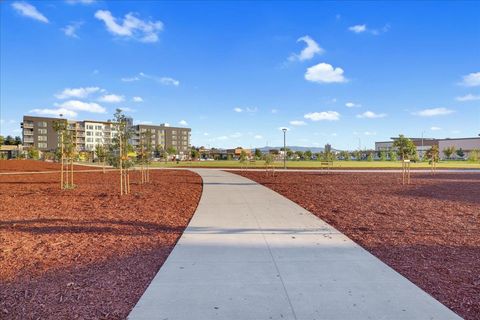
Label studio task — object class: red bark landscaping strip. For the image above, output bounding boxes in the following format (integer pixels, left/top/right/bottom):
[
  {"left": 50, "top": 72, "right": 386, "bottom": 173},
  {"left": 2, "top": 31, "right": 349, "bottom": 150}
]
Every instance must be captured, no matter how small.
[
  {"left": 233, "top": 171, "right": 480, "bottom": 320},
  {"left": 0, "top": 159, "right": 92, "bottom": 173},
  {"left": 0, "top": 160, "right": 202, "bottom": 320}
]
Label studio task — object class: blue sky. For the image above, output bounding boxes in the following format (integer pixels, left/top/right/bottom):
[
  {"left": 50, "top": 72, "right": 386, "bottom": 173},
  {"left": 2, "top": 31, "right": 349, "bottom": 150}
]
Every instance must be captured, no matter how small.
[{"left": 1, "top": 0, "right": 479, "bottom": 150}]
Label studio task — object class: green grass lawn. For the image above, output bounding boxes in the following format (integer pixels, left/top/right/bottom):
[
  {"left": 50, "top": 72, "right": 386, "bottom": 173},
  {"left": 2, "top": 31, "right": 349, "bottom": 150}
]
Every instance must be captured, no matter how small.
[{"left": 149, "top": 160, "right": 480, "bottom": 169}]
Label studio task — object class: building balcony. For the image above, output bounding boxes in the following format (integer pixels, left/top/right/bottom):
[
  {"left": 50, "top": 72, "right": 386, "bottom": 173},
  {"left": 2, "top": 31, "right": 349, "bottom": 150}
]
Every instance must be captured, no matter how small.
[
  {"left": 22, "top": 122, "right": 34, "bottom": 128},
  {"left": 23, "top": 138, "right": 34, "bottom": 143},
  {"left": 23, "top": 130, "right": 34, "bottom": 135}
]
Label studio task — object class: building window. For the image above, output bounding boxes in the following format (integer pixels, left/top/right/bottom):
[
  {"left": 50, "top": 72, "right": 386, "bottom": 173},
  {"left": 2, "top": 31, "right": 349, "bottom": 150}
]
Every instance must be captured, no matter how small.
[
  {"left": 86, "top": 132, "right": 92, "bottom": 136},
  {"left": 95, "top": 125, "right": 102, "bottom": 130},
  {"left": 38, "top": 128, "right": 47, "bottom": 134},
  {"left": 95, "top": 132, "right": 102, "bottom": 136},
  {"left": 38, "top": 136, "right": 47, "bottom": 141},
  {"left": 37, "top": 121, "right": 47, "bottom": 127},
  {"left": 38, "top": 142, "right": 47, "bottom": 148},
  {"left": 87, "top": 125, "right": 94, "bottom": 130},
  {"left": 95, "top": 138, "right": 102, "bottom": 142},
  {"left": 86, "top": 138, "right": 93, "bottom": 142}
]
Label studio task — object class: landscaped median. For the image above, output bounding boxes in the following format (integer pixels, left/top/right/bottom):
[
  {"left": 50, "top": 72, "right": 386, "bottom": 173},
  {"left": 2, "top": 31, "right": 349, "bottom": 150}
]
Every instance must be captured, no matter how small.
[
  {"left": 0, "top": 160, "right": 202, "bottom": 320},
  {"left": 232, "top": 170, "right": 480, "bottom": 320}
]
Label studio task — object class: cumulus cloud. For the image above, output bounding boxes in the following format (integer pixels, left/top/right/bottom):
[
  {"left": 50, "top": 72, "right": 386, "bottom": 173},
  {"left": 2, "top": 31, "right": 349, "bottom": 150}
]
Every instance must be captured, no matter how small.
[
  {"left": 178, "top": 120, "right": 188, "bottom": 126},
  {"left": 430, "top": 126, "right": 442, "bottom": 131},
  {"left": 305, "top": 63, "right": 347, "bottom": 83},
  {"left": 289, "top": 120, "right": 307, "bottom": 126},
  {"left": 132, "top": 96, "right": 143, "bottom": 102},
  {"left": 304, "top": 111, "right": 340, "bottom": 121},
  {"left": 56, "top": 100, "right": 106, "bottom": 113},
  {"left": 413, "top": 107, "right": 454, "bottom": 117},
  {"left": 123, "top": 73, "right": 180, "bottom": 86},
  {"left": 460, "top": 72, "right": 480, "bottom": 87},
  {"left": 30, "top": 108, "right": 78, "bottom": 118},
  {"left": 94, "top": 10, "right": 163, "bottom": 43},
  {"left": 55, "top": 87, "right": 102, "bottom": 99},
  {"left": 98, "top": 94, "right": 124, "bottom": 103},
  {"left": 364, "top": 131, "right": 376, "bottom": 136},
  {"left": 289, "top": 35, "right": 324, "bottom": 61},
  {"left": 62, "top": 22, "right": 83, "bottom": 38},
  {"left": 11, "top": 2, "right": 49, "bottom": 23},
  {"left": 455, "top": 94, "right": 480, "bottom": 101},
  {"left": 345, "top": 102, "right": 361, "bottom": 108},
  {"left": 233, "top": 107, "right": 243, "bottom": 113},
  {"left": 233, "top": 107, "right": 257, "bottom": 113},
  {"left": 254, "top": 135, "right": 263, "bottom": 139},
  {"left": 66, "top": 0, "right": 95, "bottom": 4},
  {"left": 356, "top": 111, "right": 386, "bottom": 119}
]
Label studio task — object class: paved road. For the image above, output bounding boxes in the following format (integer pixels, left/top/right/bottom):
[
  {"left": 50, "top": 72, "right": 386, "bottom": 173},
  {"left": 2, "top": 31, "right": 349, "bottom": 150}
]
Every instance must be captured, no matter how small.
[{"left": 129, "top": 169, "right": 460, "bottom": 319}]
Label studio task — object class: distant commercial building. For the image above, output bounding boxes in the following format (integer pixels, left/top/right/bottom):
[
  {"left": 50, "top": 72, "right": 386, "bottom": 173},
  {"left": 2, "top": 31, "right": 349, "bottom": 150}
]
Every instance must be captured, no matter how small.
[
  {"left": 21, "top": 115, "right": 191, "bottom": 156},
  {"left": 375, "top": 136, "right": 480, "bottom": 159}
]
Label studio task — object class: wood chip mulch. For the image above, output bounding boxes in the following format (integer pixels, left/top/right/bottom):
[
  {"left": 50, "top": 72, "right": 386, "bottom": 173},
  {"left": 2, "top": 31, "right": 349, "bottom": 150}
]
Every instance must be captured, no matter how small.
[
  {"left": 0, "top": 160, "right": 202, "bottom": 320},
  {"left": 233, "top": 171, "right": 480, "bottom": 320}
]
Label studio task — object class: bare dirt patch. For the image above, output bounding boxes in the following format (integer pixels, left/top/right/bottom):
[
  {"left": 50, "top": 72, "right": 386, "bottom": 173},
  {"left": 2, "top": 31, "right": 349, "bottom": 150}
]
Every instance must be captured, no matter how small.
[
  {"left": 234, "top": 171, "right": 480, "bottom": 320},
  {"left": 0, "top": 161, "right": 202, "bottom": 319}
]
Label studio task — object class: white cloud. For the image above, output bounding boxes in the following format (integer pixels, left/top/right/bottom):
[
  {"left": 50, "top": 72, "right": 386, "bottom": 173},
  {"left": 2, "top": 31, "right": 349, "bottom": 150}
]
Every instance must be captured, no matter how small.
[
  {"left": 345, "top": 102, "right": 361, "bottom": 108},
  {"left": 132, "top": 96, "right": 143, "bottom": 102},
  {"left": 460, "top": 72, "right": 480, "bottom": 87},
  {"left": 413, "top": 107, "right": 454, "bottom": 117},
  {"left": 203, "top": 132, "right": 209, "bottom": 136},
  {"left": 66, "top": 0, "right": 95, "bottom": 4},
  {"left": 30, "top": 108, "right": 78, "bottom": 118},
  {"left": 217, "top": 136, "right": 229, "bottom": 141},
  {"left": 234, "top": 107, "right": 243, "bottom": 113},
  {"left": 233, "top": 107, "right": 257, "bottom": 113},
  {"left": 348, "top": 24, "right": 366, "bottom": 33},
  {"left": 348, "top": 24, "right": 389, "bottom": 35},
  {"left": 289, "top": 120, "right": 307, "bottom": 126},
  {"left": 230, "top": 132, "right": 242, "bottom": 138},
  {"left": 121, "top": 76, "right": 140, "bottom": 82},
  {"left": 271, "top": 109, "right": 278, "bottom": 114},
  {"left": 94, "top": 10, "right": 163, "bottom": 43},
  {"left": 179, "top": 120, "right": 188, "bottom": 126},
  {"left": 254, "top": 135, "right": 263, "bottom": 139},
  {"left": 305, "top": 63, "right": 347, "bottom": 84},
  {"left": 364, "top": 131, "right": 376, "bottom": 136},
  {"left": 159, "top": 77, "right": 180, "bottom": 86},
  {"left": 304, "top": 111, "right": 340, "bottom": 121},
  {"left": 430, "top": 126, "right": 442, "bottom": 131},
  {"left": 55, "top": 87, "right": 101, "bottom": 99},
  {"left": 455, "top": 93, "right": 480, "bottom": 101},
  {"left": 12, "top": 2, "right": 49, "bottom": 23},
  {"left": 289, "top": 35, "right": 324, "bottom": 62},
  {"left": 56, "top": 100, "right": 106, "bottom": 113},
  {"left": 98, "top": 94, "right": 124, "bottom": 103},
  {"left": 62, "top": 22, "right": 83, "bottom": 38},
  {"left": 118, "top": 107, "right": 136, "bottom": 113},
  {"left": 356, "top": 111, "right": 386, "bottom": 119}
]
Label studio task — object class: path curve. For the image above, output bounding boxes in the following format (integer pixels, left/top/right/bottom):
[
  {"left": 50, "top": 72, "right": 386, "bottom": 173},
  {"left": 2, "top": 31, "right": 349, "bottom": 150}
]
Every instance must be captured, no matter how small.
[{"left": 128, "top": 169, "right": 460, "bottom": 320}]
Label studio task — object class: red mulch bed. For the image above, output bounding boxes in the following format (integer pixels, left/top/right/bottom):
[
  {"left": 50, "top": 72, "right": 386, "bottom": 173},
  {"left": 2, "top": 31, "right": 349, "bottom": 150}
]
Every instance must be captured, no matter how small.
[
  {"left": 0, "top": 160, "right": 202, "bottom": 319},
  {"left": 0, "top": 160, "right": 93, "bottom": 172},
  {"left": 233, "top": 171, "right": 480, "bottom": 320}
]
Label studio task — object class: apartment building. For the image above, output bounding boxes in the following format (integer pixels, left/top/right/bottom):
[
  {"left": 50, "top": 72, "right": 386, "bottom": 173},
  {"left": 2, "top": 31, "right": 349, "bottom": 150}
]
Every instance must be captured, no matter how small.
[
  {"left": 21, "top": 116, "right": 191, "bottom": 155},
  {"left": 131, "top": 124, "right": 191, "bottom": 156}
]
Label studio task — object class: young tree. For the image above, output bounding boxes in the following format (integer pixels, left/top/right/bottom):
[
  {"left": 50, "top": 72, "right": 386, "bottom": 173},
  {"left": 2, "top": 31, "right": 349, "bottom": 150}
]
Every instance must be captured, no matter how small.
[
  {"left": 286, "top": 149, "right": 293, "bottom": 159},
  {"left": 442, "top": 146, "right": 456, "bottom": 159},
  {"left": 14, "top": 136, "right": 22, "bottom": 145},
  {"left": 354, "top": 150, "right": 362, "bottom": 161},
  {"left": 111, "top": 109, "right": 135, "bottom": 195},
  {"left": 426, "top": 145, "right": 440, "bottom": 174},
  {"left": 393, "top": 135, "right": 417, "bottom": 160},
  {"left": 53, "top": 120, "right": 76, "bottom": 189},
  {"left": 254, "top": 148, "right": 262, "bottom": 160},
  {"left": 27, "top": 147, "right": 39, "bottom": 160},
  {"left": 468, "top": 149, "right": 479, "bottom": 163},
  {"left": 456, "top": 148, "right": 465, "bottom": 158},
  {"left": 264, "top": 153, "right": 275, "bottom": 176},
  {"left": 367, "top": 152, "right": 374, "bottom": 162},
  {"left": 304, "top": 150, "right": 313, "bottom": 160},
  {"left": 0, "top": 135, "right": 4, "bottom": 145},
  {"left": 191, "top": 147, "right": 200, "bottom": 160},
  {"left": 95, "top": 144, "right": 108, "bottom": 173},
  {"left": 167, "top": 146, "right": 177, "bottom": 161},
  {"left": 295, "top": 150, "right": 304, "bottom": 160},
  {"left": 340, "top": 150, "right": 350, "bottom": 161},
  {"left": 137, "top": 130, "right": 153, "bottom": 183},
  {"left": 379, "top": 150, "right": 387, "bottom": 161}
]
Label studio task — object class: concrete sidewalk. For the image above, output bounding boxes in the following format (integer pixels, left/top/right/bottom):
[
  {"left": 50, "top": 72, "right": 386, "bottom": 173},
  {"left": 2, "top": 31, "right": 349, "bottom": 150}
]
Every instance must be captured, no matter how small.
[{"left": 128, "top": 169, "right": 460, "bottom": 320}]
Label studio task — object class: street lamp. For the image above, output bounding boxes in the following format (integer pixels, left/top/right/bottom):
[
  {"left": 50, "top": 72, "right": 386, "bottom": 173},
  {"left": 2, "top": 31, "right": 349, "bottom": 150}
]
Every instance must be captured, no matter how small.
[{"left": 282, "top": 128, "right": 287, "bottom": 169}]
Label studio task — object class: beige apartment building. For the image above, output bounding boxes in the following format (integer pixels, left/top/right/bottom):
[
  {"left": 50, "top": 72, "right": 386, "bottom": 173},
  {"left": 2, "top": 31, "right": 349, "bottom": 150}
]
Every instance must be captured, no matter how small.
[{"left": 21, "top": 116, "right": 191, "bottom": 156}]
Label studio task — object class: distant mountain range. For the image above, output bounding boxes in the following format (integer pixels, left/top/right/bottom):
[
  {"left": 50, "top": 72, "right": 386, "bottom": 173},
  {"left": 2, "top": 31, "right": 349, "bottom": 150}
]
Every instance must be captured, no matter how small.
[{"left": 255, "top": 146, "right": 340, "bottom": 153}]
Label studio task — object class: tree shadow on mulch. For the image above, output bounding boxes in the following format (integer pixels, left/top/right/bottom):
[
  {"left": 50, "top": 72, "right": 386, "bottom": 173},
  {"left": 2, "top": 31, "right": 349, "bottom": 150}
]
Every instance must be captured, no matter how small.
[{"left": 0, "top": 218, "right": 186, "bottom": 236}]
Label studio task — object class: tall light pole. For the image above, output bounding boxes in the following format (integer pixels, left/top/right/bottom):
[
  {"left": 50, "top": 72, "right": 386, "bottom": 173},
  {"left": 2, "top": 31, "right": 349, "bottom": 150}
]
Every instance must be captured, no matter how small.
[{"left": 282, "top": 128, "right": 287, "bottom": 169}]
